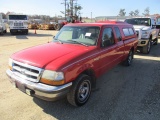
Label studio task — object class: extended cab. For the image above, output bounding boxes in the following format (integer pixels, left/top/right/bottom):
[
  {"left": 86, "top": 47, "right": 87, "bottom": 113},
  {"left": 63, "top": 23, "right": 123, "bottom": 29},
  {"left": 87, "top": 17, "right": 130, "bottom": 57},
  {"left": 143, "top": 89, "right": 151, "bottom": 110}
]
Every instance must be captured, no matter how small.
[
  {"left": 125, "top": 17, "right": 158, "bottom": 54},
  {"left": 6, "top": 21, "right": 138, "bottom": 106}
]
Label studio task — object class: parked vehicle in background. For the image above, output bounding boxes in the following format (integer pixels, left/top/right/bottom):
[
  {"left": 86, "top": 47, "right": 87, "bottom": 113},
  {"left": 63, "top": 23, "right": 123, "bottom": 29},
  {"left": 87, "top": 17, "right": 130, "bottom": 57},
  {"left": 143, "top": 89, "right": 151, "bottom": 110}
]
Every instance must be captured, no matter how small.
[
  {"left": 8, "top": 14, "right": 28, "bottom": 35},
  {"left": 56, "top": 16, "right": 82, "bottom": 30},
  {"left": 125, "top": 17, "right": 158, "bottom": 54},
  {"left": 6, "top": 21, "right": 138, "bottom": 106},
  {"left": 0, "top": 14, "right": 7, "bottom": 35},
  {"left": 155, "top": 15, "right": 160, "bottom": 36}
]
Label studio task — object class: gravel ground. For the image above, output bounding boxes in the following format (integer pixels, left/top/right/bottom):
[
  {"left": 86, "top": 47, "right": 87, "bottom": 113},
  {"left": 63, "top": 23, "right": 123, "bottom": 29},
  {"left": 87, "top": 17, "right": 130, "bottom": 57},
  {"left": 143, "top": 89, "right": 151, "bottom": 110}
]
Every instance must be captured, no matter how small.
[{"left": 0, "top": 30, "right": 160, "bottom": 120}]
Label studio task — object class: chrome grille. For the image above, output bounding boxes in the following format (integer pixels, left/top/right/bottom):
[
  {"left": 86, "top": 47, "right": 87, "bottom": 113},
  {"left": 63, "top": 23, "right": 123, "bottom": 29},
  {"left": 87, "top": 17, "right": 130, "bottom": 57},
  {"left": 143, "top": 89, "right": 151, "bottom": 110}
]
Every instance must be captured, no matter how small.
[
  {"left": 12, "top": 60, "right": 43, "bottom": 82},
  {"left": 14, "top": 23, "right": 23, "bottom": 26}
]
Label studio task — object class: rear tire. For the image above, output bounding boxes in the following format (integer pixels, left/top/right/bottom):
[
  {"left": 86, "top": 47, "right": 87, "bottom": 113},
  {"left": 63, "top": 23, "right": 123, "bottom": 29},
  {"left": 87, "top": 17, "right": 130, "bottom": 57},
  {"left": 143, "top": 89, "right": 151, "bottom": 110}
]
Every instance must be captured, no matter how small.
[
  {"left": 67, "top": 74, "right": 92, "bottom": 107},
  {"left": 123, "top": 50, "right": 133, "bottom": 66},
  {"left": 153, "top": 38, "right": 158, "bottom": 45},
  {"left": 55, "top": 24, "right": 62, "bottom": 31}
]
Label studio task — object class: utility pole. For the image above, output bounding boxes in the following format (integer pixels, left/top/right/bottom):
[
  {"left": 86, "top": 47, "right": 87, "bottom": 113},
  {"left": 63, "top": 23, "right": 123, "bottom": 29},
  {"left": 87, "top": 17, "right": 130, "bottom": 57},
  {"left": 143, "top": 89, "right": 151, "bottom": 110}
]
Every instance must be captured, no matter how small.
[
  {"left": 70, "top": 0, "right": 74, "bottom": 17},
  {"left": 61, "top": 0, "right": 67, "bottom": 20}
]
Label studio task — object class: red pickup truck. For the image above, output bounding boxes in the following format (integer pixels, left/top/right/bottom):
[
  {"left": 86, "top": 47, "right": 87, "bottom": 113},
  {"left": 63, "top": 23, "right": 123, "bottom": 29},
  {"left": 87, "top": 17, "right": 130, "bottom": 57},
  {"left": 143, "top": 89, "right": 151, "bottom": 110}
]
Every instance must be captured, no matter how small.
[{"left": 6, "top": 21, "right": 138, "bottom": 106}]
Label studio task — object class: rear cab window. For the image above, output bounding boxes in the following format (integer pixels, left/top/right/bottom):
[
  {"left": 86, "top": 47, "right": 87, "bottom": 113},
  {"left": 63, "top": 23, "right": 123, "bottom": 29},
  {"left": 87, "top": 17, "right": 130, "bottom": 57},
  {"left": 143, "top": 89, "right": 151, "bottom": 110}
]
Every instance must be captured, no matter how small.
[{"left": 114, "top": 27, "right": 122, "bottom": 41}]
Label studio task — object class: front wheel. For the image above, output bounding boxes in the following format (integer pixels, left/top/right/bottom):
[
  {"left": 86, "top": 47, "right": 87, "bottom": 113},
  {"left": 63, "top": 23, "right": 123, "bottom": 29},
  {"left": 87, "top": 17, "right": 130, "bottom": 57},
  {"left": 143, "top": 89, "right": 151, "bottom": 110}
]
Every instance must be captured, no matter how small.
[
  {"left": 142, "top": 40, "right": 151, "bottom": 54},
  {"left": 67, "top": 74, "right": 92, "bottom": 106}
]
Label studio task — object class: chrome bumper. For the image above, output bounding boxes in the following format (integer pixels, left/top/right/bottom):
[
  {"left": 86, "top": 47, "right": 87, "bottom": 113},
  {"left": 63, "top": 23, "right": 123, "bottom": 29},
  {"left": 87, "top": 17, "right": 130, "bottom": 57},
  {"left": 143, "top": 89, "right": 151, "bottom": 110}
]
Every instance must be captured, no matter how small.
[
  {"left": 6, "top": 69, "right": 72, "bottom": 101},
  {"left": 137, "top": 39, "right": 149, "bottom": 47}
]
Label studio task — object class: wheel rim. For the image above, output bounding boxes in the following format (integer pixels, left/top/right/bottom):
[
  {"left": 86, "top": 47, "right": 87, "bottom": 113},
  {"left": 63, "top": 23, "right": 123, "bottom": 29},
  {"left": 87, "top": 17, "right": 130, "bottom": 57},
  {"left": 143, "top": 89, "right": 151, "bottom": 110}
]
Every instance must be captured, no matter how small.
[
  {"left": 147, "top": 41, "right": 151, "bottom": 52},
  {"left": 78, "top": 80, "right": 91, "bottom": 102},
  {"left": 128, "top": 51, "right": 132, "bottom": 64}
]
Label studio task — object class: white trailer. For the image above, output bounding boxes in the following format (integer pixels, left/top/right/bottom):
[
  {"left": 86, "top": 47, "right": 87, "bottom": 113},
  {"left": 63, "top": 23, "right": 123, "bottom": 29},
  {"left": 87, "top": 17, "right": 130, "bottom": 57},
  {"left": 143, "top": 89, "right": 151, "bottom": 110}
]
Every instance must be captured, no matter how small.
[
  {"left": 8, "top": 14, "right": 28, "bottom": 35},
  {"left": 0, "top": 14, "right": 7, "bottom": 35}
]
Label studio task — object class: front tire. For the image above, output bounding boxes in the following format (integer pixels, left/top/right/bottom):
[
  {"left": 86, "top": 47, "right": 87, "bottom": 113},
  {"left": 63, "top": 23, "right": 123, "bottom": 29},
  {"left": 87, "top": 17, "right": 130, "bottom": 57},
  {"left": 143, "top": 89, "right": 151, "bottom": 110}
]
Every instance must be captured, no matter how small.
[
  {"left": 142, "top": 40, "right": 151, "bottom": 54},
  {"left": 67, "top": 74, "right": 92, "bottom": 106}
]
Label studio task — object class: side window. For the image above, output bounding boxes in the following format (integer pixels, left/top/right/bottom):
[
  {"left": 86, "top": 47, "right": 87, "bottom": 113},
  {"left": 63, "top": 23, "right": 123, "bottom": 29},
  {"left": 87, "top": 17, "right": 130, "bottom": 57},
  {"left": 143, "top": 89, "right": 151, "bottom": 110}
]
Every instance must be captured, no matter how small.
[
  {"left": 114, "top": 27, "right": 122, "bottom": 41},
  {"left": 128, "top": 28, "right": 134, "bottom": 35},
  {"left": 102, "top": 28, "right": 115, "bottom": 47},
  {"left": 123, "top": 28, "right": 130, "bottom": 36}
]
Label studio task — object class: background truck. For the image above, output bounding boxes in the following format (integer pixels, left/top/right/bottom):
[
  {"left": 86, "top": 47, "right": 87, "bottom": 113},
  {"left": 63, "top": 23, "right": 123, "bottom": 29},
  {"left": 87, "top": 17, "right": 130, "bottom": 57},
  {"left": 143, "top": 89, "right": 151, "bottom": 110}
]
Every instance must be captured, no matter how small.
[
  {"left": 0, "top": 14, "right": 7, "bottom": 35},
  {"left": 125, "top": 17, "right": 158, "bottom": 54},
  {"left": 8, "top": 14, "right": 28, "bottom": 35}
]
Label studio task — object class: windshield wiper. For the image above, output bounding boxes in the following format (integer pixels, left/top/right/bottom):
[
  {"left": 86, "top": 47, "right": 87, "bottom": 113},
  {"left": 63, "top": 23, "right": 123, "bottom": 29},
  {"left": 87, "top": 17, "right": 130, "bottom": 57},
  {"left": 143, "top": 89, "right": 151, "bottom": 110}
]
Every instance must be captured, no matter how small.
[
  {"left": 67, "top": 40, "right": 88, "bottom": 46},
  {"left": 54, "top": 38, "right": 63, "bottom": 44}
]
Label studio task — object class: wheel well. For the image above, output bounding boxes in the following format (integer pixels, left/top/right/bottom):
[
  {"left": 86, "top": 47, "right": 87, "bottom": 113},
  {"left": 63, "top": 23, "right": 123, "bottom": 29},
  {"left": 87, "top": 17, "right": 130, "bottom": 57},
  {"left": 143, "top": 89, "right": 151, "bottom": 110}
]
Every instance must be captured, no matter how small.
[
  {"left": 131, "top": 47, "right": 134, "bottom": 58},
  {"left": 131, "top": 47, "right": 134, "bottom": 52},
  {"left": 81, "top": 69, "right": 96, "bottom": 89}
]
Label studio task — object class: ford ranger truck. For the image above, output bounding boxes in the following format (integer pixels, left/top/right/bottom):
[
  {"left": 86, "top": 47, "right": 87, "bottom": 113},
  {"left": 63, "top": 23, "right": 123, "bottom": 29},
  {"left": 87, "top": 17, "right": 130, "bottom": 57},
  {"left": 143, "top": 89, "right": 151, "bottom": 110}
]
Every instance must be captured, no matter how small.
[
  {"left": 6, "top": 21, "right": 138, "bottom": 106},
  {"left": 125, "top": 17, "right": 158, "bottom": 54}
]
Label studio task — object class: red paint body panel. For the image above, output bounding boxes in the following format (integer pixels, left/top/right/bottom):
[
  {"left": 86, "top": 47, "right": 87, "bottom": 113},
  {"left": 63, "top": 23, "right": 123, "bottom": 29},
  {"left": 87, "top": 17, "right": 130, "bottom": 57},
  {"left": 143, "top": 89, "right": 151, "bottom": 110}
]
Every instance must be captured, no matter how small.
[{"left": 11, "top": 22, "right": 138, "bottom": 84}]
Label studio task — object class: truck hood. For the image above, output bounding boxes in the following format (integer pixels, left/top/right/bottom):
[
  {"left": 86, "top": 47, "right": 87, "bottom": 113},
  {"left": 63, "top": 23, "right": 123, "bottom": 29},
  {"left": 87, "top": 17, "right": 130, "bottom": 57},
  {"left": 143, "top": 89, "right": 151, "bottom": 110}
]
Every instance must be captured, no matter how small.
[
  {"left": 133, "top": 25, "right": 150, "bottom": 31},
  {"left": 11, "top": 42, "right": 96, "bottom": 68}
]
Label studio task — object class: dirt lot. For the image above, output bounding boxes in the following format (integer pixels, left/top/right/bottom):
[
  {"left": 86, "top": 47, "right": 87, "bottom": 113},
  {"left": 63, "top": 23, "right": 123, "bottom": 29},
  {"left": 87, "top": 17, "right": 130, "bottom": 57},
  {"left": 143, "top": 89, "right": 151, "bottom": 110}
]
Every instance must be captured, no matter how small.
[{"left": 0, "top": 30, "right": 160, "bottom": 120}]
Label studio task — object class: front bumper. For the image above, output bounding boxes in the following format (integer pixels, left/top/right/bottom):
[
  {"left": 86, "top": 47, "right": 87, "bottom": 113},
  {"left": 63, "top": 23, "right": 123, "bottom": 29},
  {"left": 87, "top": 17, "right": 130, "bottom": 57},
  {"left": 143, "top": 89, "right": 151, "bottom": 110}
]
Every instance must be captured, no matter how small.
[
  {"left": 137, "top": 39, "right": 149, "bottom": 47},
  {"left": 6, "top": 69, "right": 72, "bottom": 101},
  {"left": 10, "top": 29, "right": 28, "bottom": 33}
]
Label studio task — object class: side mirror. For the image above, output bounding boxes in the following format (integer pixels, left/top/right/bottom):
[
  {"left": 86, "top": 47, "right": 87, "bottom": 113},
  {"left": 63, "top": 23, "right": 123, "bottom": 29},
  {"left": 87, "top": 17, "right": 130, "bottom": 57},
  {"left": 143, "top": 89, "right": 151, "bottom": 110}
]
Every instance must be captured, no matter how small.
[{"left": 152, "top": 25, "right": 156, "bottom": 29}]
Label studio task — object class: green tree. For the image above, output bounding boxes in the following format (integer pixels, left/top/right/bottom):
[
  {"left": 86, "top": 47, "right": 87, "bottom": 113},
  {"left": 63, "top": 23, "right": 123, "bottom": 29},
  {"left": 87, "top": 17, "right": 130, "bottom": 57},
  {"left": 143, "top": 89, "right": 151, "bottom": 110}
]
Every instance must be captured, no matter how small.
[
  {"left": 129, "top": 11, "right": 134, "bottom": 16},
  {"left": 142, "top": 7, "right": 150, "bottom": 16},
  {"left": 118, "top": 9, "right": 126, "bottom": 16},
  {"left": 134, "top": 9, "right": 139, "bottom": 16}
]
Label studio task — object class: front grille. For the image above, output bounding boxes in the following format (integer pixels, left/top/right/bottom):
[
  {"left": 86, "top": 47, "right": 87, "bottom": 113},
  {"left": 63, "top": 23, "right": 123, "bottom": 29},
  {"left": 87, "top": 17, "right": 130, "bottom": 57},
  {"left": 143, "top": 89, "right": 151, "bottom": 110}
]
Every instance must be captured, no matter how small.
[
  {"left": 12, "top": 60, "right": 43, "bottom": 82},
  {"left": 14, "top": 23, "right": 23, "bottom": 27}
]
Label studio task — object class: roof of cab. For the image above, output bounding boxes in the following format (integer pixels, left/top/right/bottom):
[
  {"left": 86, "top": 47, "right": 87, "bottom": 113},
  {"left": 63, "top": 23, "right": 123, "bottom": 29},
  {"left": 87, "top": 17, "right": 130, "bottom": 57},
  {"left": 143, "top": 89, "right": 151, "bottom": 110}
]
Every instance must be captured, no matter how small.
[{"left": 65, "top": 21, "right": 132, "bottom": 27}]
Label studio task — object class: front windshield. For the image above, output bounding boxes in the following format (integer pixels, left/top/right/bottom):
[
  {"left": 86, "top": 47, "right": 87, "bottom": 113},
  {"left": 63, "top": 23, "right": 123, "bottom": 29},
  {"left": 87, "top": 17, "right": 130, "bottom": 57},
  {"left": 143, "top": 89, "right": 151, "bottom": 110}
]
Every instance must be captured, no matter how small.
[
  {"left": 125, "top": 18, "right": 151, "bottom": 26},
  {"left": 54, "top": 26, "right": 100, "bottom": 46},
  {"left": 9, "top": 15, "right": 27, "bottom": 20}
]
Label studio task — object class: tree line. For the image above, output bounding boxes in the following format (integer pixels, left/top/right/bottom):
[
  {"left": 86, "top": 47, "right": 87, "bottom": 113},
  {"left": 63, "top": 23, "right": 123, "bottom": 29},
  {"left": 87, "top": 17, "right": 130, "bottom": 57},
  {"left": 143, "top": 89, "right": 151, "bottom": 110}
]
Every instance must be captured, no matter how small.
[
  {"left": 0, "top": 6, "right": 158, "bottom": 22},
  {"left": 118, "top": 7, "right": 151, "bottom": 16}
]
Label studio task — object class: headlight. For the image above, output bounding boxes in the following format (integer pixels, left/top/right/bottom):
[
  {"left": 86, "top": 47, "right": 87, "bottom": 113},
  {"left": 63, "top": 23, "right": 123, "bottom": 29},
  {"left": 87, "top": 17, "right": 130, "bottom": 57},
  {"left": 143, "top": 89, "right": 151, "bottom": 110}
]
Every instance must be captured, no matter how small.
[
  {"left": 40, "top": 70, "right": 65, "bottom": 85},
  {"left": 141, "top": 30, "right": 149, "bottom": 38},
  {"left": 8, "top": 58, "right": 13, "bottom": 70},
  {"left": 142, "top": 31, "right": 149, "bottom": 34}
]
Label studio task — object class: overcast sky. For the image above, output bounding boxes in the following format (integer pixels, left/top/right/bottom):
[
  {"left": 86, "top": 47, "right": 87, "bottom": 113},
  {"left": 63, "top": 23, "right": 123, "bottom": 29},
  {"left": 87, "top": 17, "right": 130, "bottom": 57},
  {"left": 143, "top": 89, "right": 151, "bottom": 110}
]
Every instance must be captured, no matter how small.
[{"left": 0, "top": 0, "right": 159, "bottom": 17}]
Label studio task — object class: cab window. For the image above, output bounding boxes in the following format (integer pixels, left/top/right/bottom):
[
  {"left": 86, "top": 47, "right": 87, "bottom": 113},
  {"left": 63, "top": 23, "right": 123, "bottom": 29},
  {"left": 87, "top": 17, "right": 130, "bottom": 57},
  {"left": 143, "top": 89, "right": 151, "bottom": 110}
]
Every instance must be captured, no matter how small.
[{"left": 102, "top": 28, "right": 115, "bottom": 47}]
